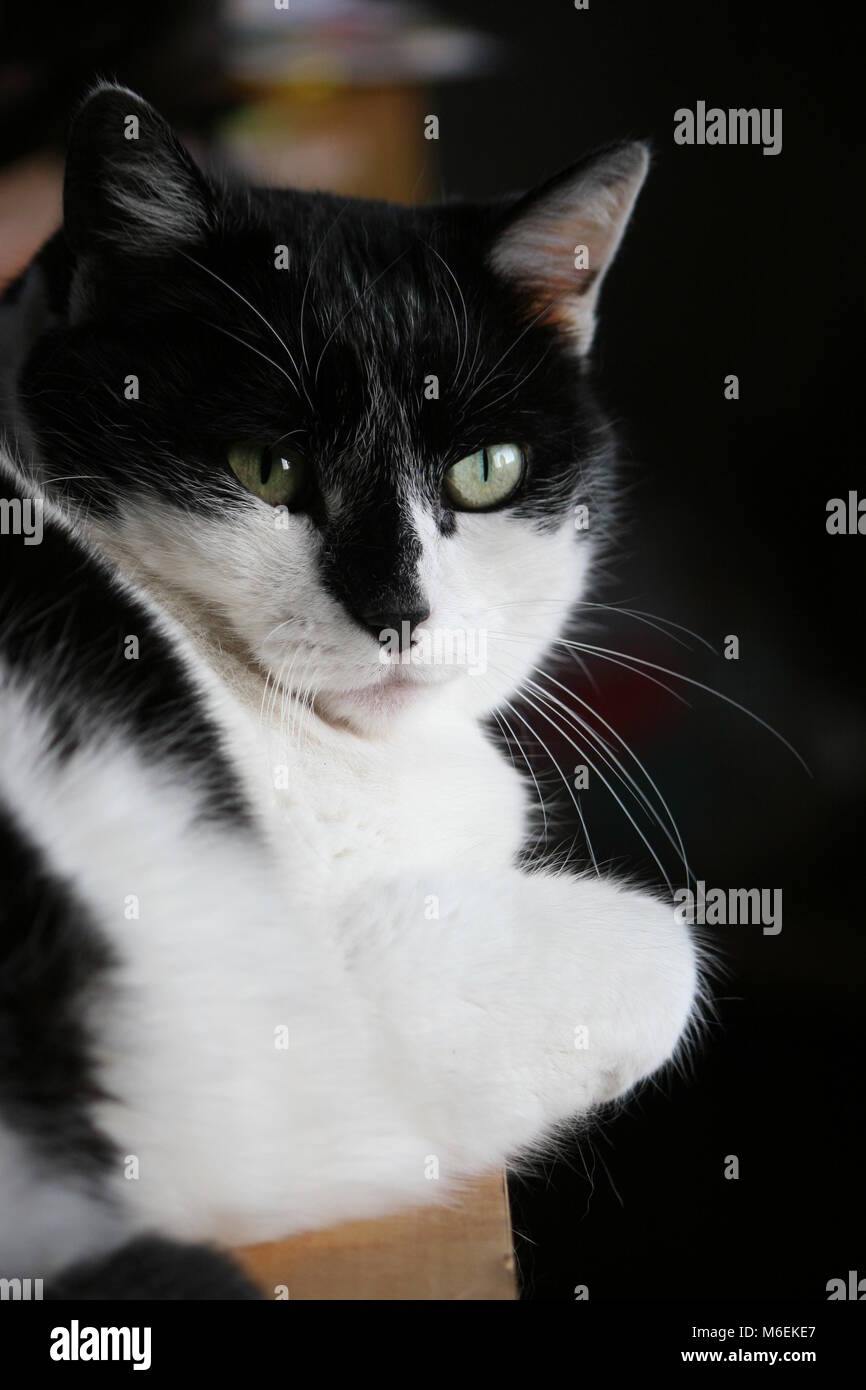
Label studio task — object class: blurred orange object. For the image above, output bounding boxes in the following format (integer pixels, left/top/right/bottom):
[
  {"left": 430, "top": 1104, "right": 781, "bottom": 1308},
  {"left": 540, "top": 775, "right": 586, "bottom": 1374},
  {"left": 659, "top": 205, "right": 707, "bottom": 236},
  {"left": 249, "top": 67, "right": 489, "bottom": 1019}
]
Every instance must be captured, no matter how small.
[
  {"left": 235, "top": 1171, "right": 517, "bottom": 1300},
  {"left": 0, "top": 155, "right": 63, "bottom": 286},
  {"left": 221, "top": 85, "right": 433, "bottom": 203}
]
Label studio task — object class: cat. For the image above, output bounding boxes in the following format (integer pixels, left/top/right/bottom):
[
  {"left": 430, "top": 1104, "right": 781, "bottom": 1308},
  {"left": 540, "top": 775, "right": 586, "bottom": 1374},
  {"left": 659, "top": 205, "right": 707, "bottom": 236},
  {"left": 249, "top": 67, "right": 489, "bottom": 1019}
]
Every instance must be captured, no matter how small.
[{"left": 0, "top": 83, "right": 699, "bottom": 1297}]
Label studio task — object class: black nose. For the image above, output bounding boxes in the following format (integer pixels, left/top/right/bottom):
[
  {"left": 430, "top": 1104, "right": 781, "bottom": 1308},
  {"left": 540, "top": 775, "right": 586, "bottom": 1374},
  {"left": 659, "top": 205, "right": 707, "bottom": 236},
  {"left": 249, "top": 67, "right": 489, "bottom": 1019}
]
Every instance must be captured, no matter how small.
[{"left": 357, "top": 604, "right": 430, "bottom": 650}]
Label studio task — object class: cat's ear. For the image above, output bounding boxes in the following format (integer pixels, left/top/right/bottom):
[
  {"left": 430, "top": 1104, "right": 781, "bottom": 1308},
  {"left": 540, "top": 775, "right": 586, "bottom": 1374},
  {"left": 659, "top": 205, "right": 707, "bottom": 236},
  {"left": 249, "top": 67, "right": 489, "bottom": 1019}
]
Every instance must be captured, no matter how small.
[
  {"left": 63, "top": 83, "right": 213, "bottom": 258},
  {"left": 488, "top": 142, "right": 649, "bottom": 354}
]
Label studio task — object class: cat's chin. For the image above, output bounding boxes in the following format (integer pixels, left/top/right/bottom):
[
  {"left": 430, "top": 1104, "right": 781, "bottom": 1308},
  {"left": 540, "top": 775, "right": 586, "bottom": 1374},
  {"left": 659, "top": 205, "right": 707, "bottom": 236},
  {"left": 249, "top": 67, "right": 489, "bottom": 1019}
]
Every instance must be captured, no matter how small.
[{"left": 316, "top": 668, "right": 455, "bottom": 726}]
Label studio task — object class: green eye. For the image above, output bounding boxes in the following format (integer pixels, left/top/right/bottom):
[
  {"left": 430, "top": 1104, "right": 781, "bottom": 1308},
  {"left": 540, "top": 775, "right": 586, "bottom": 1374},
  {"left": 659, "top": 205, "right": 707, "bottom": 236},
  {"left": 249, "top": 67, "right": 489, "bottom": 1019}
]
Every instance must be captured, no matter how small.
[
  {"left": 444, "top": 443, "right": 525, "bottom": 511},
  {"left": 228, "top": 441, "right": 307, "bottom": 508}
]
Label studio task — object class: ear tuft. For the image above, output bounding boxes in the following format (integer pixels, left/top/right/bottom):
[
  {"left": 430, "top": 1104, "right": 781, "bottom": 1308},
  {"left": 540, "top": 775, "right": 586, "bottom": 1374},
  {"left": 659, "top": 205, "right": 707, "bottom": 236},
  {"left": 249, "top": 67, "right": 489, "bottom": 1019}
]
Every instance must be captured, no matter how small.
[
  {"left": 489, "top": 141, "right": 650, "bottom": 354},
  {"left": 64, "top": 83, "right": 212, "bottom": 258}
]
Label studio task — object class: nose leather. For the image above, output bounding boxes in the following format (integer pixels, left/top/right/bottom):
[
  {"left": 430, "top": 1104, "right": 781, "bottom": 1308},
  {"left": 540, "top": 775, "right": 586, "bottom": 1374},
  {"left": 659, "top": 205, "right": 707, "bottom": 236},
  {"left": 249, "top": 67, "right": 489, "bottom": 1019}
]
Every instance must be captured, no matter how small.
[{"left": 356, "top": 604, "right": 430, "bottom": 649}]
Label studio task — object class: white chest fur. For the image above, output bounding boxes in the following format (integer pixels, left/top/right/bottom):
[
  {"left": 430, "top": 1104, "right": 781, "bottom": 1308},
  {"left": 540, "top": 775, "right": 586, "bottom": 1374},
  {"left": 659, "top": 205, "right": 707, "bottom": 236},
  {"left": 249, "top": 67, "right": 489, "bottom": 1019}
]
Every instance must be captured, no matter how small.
[
  {"left": 218, "top": 668, "right": 530, "bottom": 888},
  {"left": 17, "top": 559, "right": 694, "bottom": 1254}
]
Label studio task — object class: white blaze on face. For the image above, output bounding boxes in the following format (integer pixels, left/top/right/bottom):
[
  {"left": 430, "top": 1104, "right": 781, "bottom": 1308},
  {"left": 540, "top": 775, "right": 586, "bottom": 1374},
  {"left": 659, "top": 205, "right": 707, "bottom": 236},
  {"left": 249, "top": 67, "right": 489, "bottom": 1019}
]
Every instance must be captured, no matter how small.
[
  {"left": 86, "top": 470, "right": 589, "bottom": 724},
  {"left": 410, "top": 498, "right": 590, "bottom": 711}
]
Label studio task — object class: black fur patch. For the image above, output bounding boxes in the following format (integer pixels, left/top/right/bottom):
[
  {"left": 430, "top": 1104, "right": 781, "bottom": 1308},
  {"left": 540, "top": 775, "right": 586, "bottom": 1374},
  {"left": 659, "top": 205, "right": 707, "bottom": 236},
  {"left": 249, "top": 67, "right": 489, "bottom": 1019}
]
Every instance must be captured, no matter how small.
[
  {"left": 0, "top": 798, "right": 114, "bottom": 1176},
  {"left": 10, "top": 84, "right": 619, "bottom": 632},
  {"left": 0, "top": 474, "right": 251, "bottom": 826},
  {"left": 47, "top": 1236, "right": 263, "bottom": 1300}
]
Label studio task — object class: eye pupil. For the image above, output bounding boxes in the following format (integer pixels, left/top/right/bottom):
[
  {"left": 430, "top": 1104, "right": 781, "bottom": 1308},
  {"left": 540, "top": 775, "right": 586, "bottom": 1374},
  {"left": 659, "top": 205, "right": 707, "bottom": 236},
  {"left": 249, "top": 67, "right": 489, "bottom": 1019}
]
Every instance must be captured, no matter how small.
[
  {"left": 228, "top": 440, "right": 307, "bottom": 509},
  {"left": 443, "top": 443, "right": 524, "bottom": 512}
]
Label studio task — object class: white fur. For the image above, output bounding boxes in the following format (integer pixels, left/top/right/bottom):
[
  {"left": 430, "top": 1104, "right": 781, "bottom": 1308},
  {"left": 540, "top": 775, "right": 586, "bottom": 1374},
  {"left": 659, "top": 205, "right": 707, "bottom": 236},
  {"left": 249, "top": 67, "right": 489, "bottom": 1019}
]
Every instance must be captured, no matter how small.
[
  {"left": 0, "top": 459, "right": 698, "bottom": 1261},
  {"left": 0, "top": 666, "right": 696, "bottom": 1253}
]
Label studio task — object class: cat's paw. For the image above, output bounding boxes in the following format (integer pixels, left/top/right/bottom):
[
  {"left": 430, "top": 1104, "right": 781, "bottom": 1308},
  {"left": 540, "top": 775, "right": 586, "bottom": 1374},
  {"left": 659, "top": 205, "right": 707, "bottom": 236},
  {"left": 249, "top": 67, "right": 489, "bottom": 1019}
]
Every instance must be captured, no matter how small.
[
  {"left": 550, "top": 874, "right": 700, "bottom": 1111},
  {"left": 495, "top": 870, "right": 698, "bottom": 1129},
  {"left": 330, "top": 866, "right": 700, "bottom": 1174}
]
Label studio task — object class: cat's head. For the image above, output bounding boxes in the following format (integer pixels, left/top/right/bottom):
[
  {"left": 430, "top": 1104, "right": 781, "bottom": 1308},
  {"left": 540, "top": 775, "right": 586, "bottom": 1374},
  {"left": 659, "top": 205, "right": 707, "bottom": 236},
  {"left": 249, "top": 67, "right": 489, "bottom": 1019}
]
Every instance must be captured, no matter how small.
[{"left": 14, "top": 84, "right": 647, "bottom": 729}]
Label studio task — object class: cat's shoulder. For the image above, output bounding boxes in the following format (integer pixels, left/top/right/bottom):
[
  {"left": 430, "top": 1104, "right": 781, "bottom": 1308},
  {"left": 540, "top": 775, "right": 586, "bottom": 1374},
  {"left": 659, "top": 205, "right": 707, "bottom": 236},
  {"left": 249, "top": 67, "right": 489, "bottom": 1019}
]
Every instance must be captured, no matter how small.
[{"left": 0, "top": 451, "right": 250, "bottom": 825}]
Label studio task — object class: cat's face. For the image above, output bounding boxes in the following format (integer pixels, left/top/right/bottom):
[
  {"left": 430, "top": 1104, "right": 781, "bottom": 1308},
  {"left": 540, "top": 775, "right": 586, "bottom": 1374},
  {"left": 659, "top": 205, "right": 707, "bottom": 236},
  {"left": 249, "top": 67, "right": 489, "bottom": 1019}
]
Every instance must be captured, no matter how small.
[{"left": 17, "top": 85, "right": 647, "bottom": 729}]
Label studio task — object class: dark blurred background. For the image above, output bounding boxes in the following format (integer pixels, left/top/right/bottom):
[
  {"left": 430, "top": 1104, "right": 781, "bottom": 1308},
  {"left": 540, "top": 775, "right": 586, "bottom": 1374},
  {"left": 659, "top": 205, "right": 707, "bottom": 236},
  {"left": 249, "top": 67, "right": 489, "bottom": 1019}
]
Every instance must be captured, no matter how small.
[{"left": 1, "top": 0, "right": 862, "bottom": 1301}]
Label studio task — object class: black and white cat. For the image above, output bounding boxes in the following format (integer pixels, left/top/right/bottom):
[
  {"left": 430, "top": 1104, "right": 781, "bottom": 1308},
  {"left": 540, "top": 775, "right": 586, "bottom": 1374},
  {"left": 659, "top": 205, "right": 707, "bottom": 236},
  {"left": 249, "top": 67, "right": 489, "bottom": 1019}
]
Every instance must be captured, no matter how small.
[{"left": 0, "top": 85, "right": 698, "bottom": 1296}]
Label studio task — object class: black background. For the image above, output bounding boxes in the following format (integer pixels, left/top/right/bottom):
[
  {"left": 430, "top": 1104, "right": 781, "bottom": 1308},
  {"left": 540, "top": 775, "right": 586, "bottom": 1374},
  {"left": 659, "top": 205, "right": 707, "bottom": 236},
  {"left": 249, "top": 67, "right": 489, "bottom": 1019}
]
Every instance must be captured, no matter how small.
[{"left": 1, "top": 0, "right": 862, "bottom": 1303}]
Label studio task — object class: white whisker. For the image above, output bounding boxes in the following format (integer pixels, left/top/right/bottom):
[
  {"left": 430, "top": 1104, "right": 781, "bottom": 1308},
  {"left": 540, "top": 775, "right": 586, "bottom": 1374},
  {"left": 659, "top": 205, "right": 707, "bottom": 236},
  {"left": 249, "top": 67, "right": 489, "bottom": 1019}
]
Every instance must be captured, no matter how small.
[
  {"left": 499, "top": 695, "right": 600, "bottom": 877},
  {"left": 561, "top": 640, "right": 812, "bottom": 775},
  {"left": 513, "top": 684, "right": 675, "bottom": 895},
  {"left": 530, "top": 667, "right": 692, "bottom": 885}
]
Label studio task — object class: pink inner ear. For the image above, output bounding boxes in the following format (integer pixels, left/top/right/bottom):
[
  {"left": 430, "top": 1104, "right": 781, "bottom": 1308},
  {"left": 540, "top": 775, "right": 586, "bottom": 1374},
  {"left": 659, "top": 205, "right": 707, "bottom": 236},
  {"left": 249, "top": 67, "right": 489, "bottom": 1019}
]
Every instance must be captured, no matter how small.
[
  {"left": 514, "top": 213, "right": 604, "bottom": 331},
  {"left": 492, "top": 212, "right": 606, "bottom": 344},
  {"left": 489, "top": 144, "right": 649, "bottom": 345}
]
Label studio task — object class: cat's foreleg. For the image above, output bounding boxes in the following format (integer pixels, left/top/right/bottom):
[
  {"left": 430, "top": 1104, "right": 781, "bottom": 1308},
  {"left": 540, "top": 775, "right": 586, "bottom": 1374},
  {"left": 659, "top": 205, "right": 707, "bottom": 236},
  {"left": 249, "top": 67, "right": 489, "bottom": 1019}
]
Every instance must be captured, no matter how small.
[{"left": 336, "top": 868, "right": 699, "bottom": 1180}]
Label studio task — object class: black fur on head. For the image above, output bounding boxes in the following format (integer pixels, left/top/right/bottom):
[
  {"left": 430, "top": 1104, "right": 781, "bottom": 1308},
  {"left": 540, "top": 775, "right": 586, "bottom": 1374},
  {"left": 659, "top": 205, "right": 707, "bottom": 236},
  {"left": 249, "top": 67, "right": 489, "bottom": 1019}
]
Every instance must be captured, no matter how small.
[{"left": 11, "top": 83, "right": 648, "bottom": 720}]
